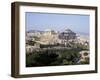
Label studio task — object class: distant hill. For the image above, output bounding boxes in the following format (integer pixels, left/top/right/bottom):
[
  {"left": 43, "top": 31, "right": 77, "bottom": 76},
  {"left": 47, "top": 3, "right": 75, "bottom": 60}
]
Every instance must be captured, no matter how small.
[
  {"left": 27, "top": 30, "right": 44, "bottom": 33},
  {"left": 76, "top": 32, "right": 89, "bottom": 36}
]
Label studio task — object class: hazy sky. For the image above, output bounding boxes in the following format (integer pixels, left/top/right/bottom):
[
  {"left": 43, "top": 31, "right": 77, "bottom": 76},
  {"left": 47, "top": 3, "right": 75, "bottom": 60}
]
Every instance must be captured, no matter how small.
[{"left": 25, "top": 12, "right": 90, "bottom": 35}]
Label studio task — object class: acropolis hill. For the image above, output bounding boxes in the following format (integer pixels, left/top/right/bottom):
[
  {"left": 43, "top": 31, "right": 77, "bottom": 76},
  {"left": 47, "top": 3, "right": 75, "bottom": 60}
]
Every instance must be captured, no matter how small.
[{"left": 26, "top": 28, "right": 89, "bottom": 48}]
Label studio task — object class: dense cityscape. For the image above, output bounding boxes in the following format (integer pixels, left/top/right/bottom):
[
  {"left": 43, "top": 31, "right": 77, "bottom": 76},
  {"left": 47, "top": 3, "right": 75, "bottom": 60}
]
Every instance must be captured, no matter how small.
[{"left": 26, "top": 28, "right": 89, "bottom": 67}]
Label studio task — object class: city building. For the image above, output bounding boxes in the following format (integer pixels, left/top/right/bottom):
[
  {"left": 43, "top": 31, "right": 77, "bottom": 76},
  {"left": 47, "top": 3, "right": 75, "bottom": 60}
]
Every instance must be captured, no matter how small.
[
  {"left": 59, "top": 28, "right": 76, "bottom": 46},
  {"left": 26, "top": 43, "right": 40, "bottom": 53}
]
